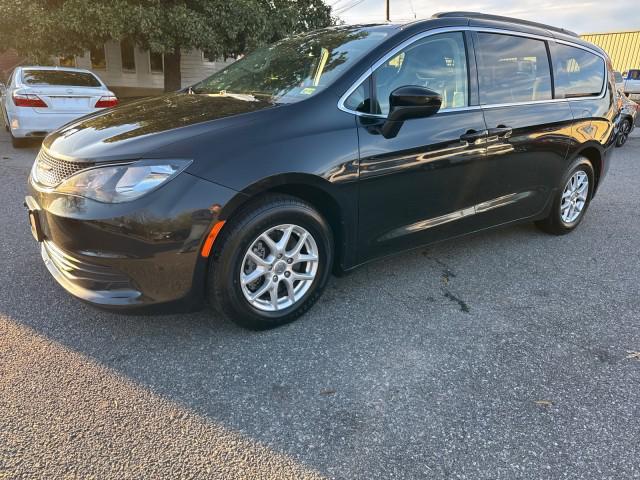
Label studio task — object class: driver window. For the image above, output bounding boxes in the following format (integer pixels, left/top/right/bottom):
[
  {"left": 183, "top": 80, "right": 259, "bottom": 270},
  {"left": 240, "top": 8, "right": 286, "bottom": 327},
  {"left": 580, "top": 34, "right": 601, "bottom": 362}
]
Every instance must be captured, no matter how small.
[{"left": 372, "top": 32, "right": 469, "bottom": 115}]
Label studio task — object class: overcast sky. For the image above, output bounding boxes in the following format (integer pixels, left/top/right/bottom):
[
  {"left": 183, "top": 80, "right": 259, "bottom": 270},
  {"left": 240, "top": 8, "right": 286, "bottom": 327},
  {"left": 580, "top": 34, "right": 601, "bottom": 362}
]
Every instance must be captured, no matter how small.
[{"left": 334, "top": 0, "right": 639, "bottom": 34}]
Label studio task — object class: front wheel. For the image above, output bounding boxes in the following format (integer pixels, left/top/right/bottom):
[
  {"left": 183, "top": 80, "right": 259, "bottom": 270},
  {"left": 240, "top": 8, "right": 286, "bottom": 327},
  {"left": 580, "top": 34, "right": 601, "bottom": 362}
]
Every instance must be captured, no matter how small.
[
  {"left": 535, "top": 157, "right": 594, "bottom": 235},
  {"left": 207, "top": 194, "right": 333, "bottom": 329}
]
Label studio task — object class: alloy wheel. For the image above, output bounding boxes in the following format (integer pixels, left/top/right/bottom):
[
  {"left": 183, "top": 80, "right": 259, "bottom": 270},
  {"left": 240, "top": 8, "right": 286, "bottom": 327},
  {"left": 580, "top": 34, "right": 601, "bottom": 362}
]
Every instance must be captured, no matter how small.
[
  {"left": 618, "top": 120, "right": 630, "bottom": 146},
  {"left": 240, "top": 224, "right": 319, "bottom": 312},
  {"left": 560, "top": 170, "right": 589, "bottom": 224}
]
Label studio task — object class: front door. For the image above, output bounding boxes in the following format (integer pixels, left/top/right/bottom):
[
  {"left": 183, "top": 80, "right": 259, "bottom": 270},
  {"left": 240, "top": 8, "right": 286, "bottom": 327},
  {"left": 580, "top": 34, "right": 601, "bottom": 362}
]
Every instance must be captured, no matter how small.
[{"left": 352, "top": 31, "right": 492, "bottom": 261}]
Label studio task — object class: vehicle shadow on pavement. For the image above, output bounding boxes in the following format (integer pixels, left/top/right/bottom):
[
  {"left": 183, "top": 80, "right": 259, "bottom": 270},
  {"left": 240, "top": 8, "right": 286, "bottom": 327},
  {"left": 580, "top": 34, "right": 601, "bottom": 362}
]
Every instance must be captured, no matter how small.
[{"left": 2, "top": 134, "right": 640, "bottom": 478}]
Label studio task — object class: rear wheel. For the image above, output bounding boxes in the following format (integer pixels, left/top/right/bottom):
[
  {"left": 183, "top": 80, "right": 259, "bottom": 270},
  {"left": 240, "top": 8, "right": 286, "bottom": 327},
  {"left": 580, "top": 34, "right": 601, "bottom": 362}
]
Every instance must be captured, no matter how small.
[
  {"left": 616, "top": 118, "right": 631, "bottom": 147},
  {"left": 207, "top": 194, "right": 333, "bottom": 329},
  {"left": 535, "top": 157, "right": 594, "bottom": 235}
]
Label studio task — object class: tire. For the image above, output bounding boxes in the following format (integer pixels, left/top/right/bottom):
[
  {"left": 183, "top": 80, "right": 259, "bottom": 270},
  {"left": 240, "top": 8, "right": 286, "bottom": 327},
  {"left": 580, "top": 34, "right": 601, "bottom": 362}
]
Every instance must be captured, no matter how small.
[
  {"left": 616, "top": 118, "right": 631, "bottom": 147},
  {"left": 206, "top": 194, "right": 333, "bottom": 330},
  {"left": 535, "top": 157, "right": 594, "bottom": 235},
  {"left": 10, "top": 133, "right": 29, "bottom": 148}
]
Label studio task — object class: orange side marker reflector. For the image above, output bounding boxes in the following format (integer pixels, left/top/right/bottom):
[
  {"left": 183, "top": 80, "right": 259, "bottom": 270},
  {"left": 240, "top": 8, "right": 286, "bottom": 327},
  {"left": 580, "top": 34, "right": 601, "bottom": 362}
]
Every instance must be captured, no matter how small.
[{"left": 201, "top": 220, "right": 226, "bottom": 258}]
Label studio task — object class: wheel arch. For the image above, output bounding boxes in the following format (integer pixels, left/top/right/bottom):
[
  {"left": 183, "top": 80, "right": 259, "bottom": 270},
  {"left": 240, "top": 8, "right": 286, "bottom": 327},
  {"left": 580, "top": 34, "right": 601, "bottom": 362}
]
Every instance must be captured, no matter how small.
[
  {"left": 570, "top": 143, "right": 603, "bottom": 195},
  {"left": 218, "top": 173, "right": 353, "bottom": 273}
]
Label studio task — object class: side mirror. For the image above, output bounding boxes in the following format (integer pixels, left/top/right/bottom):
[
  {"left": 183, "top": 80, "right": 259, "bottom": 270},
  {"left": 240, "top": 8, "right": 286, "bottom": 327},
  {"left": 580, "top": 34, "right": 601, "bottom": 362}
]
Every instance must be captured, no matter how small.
[{"left": 381, "top": 86, "right": 442, "bottom": 139}]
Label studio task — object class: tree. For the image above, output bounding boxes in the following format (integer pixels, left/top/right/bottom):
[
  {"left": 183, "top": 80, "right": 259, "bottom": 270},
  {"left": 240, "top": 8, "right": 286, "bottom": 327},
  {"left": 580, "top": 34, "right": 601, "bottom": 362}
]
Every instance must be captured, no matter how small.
[{"left": 0, "top": 0, "right": 334, "bottom": 92}]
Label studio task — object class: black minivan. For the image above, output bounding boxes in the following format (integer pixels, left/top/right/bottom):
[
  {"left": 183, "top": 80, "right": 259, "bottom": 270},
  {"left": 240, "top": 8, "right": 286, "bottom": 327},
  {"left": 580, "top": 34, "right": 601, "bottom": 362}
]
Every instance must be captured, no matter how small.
[{"left": 26, "top": 12, "right": 617, "bottom": 329}]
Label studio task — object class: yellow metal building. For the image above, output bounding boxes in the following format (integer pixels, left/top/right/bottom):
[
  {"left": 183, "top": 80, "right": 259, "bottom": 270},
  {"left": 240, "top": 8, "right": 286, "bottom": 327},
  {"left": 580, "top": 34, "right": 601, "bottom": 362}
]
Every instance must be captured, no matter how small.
[{"left": 581, "top": 31, "right": 640, "bottom": 73}]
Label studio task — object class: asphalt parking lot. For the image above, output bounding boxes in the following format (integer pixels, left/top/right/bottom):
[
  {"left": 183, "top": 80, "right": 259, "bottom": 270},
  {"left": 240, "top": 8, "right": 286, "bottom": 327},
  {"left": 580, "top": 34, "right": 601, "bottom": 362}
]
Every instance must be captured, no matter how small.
[{"left": 1, "top": 128, "right": 639, "bottom": 479}]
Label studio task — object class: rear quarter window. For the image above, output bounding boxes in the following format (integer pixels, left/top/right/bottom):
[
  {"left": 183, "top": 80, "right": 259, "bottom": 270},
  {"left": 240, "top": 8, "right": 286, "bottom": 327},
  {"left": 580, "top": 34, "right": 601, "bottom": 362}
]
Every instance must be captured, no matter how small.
[
  {"left": 552, "top": 45, "right": 605, "bottom": 98},
  {"left": 22, "top": 70, "right": 102, "bottom": 87}
]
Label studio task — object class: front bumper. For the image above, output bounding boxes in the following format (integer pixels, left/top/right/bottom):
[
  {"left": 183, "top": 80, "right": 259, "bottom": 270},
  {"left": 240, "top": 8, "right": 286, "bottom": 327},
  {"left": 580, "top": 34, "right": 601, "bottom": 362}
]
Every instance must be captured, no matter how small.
[
  {"left": 41, "top": 239, "right": 142, "bottom": 306},
  {"left": 27, "top": 171, "right": 240, "bottom": 311}
]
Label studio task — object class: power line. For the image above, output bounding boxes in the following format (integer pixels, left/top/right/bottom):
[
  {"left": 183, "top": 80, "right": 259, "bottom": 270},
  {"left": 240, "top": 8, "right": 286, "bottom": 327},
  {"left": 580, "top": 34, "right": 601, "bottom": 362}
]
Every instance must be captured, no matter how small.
[
  {"left": 334, "top": 0, "right": 365, "bottom": 14},
  {"left": 334, "top": 0, "right": 367, "bottom": 15}
]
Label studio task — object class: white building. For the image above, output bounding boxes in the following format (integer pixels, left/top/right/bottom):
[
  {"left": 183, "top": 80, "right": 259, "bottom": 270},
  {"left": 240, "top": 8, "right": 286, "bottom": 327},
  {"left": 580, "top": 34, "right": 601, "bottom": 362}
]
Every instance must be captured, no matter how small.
[{"left": 57, "top": 40, "right": 233, "bottom": 97}]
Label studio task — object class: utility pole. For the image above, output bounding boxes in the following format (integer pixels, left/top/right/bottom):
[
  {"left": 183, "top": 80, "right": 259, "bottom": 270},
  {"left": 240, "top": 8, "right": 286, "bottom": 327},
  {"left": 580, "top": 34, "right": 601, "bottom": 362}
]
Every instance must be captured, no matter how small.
[{"left": 385, "top": 0, "right": 390, "bottom": 21}]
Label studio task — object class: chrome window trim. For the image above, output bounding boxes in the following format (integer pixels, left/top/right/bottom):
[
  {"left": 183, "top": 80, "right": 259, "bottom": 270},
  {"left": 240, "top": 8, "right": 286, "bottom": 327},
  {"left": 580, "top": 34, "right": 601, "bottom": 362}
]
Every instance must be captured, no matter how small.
[{"left": 337, "top": 25, "right": 608, "bottom": 118}]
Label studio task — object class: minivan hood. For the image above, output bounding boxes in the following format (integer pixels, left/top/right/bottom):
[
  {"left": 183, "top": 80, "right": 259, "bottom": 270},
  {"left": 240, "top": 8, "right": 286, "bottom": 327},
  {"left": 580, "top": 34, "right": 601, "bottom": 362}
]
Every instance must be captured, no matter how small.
[{"left": 43, "top": 93, "right": 276, "bottom": 160}]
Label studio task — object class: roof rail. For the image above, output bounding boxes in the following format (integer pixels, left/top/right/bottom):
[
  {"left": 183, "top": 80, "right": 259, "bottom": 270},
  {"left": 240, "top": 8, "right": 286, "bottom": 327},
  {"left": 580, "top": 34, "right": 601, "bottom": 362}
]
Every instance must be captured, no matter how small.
[{"left": 432, "top": 11, "right": 579, "bottom": 38}]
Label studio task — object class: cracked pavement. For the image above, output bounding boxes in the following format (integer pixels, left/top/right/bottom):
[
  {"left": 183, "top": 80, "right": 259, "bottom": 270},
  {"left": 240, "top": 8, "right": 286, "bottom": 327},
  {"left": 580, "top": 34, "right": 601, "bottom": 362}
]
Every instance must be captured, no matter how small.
[{"left": 1, "top": 127, "right": 640, "bottom": 479}]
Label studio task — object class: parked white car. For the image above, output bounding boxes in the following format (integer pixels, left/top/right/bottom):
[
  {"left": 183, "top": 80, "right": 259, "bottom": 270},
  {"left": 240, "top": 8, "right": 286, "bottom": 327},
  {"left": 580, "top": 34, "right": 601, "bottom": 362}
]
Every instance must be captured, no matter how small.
[
  {"left": 0, "top": 66, "right": 117, "bottom": 147},
  {"left": 622, "top": 69, "right": 640, "bottom": 101},
  {"left": 614, "top": 71, "right": 624, "bottom": 91}
]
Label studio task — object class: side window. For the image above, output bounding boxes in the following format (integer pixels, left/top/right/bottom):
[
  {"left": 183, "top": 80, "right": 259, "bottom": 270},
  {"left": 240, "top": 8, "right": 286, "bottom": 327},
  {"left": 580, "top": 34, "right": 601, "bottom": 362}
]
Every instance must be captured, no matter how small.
[
  {"left": 552, "top": 44, "right": 604, "bottom": 98},
  {"left": 476, "top": 33, "right": 552, "bottom": 104},
  {"left": 344, "top": 79, "right": 371, "bottom": 113},
  {"left": 370, "top": 32, "right": 469, "bottom": 115}
]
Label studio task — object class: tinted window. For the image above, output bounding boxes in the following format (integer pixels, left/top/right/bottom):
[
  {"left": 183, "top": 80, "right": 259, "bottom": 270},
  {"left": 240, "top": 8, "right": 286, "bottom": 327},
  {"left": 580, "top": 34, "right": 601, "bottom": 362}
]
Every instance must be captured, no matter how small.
[
  {"left": 628, "top": 70, "right": 640, "bottom": 80},
  {"left": 194, "top": 27, "right": 390, "bottom": 105},
  {"left": 344, "top": 78, "right": 371, "bottom": 113},
  {"left": 552, "top": 44, "right": 604, "bottom": 98},
  {"left": 22, "top": 70, "right": 102, "bottom": 87},
  {"left": 369, "top": 32, "right": 468, "bottom": 115},
  {"left": 476, "top": 33, "right": 552, "bottom": 105}
]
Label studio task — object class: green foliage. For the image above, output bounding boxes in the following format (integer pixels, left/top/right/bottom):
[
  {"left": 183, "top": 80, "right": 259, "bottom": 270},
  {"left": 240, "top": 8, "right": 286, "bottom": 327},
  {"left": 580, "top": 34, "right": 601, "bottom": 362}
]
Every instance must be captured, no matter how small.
[{"left": 0, "top": 0, "right": 334, "bottom": 65}]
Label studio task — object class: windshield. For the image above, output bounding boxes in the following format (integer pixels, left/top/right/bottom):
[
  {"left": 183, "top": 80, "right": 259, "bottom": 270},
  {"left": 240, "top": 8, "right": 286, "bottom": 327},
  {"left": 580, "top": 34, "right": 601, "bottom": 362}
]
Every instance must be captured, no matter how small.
[
  {"left": 22, "top": 70, "right": 102, "bottom": 87},
  {"left": 192, "top": 26, "right": 390, "bottom": 103}
]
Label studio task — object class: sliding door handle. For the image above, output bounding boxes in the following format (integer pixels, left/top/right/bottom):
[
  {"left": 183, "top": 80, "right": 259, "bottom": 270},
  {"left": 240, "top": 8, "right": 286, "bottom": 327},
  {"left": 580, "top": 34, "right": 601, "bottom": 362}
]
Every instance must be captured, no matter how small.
[
  {"left": 488, "top": 126, "right": 513, "bottom": 138},
  {"left": 460, "top": 129, "right": 488, "bottom": 143}
]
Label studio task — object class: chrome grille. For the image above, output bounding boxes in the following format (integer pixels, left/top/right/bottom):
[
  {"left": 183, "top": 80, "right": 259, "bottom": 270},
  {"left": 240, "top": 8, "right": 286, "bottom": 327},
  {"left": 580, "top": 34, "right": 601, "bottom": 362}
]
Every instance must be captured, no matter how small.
[{"left": 33, "top": 149, "right": 94, "bottom": 187}]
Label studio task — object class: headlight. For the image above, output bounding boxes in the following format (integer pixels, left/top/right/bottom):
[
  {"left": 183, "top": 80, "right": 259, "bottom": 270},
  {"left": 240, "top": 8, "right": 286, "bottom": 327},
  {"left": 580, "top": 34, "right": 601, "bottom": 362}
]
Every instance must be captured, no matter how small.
[{"left": 55, "top": 159, "right": 192, "bottom": 203}]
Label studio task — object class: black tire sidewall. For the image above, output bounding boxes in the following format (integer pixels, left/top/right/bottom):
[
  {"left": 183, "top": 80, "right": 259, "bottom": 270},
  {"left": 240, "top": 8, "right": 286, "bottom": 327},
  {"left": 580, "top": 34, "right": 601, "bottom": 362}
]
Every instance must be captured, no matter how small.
[
  {"left": 553, "top": 159, "right": 595, "bottom": 232},
  {"left": 211, "top": 199, "right": 333, "bottom": 328},
  {"left": 616, "top": 119, "right": 630, "bottom": 147}
]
